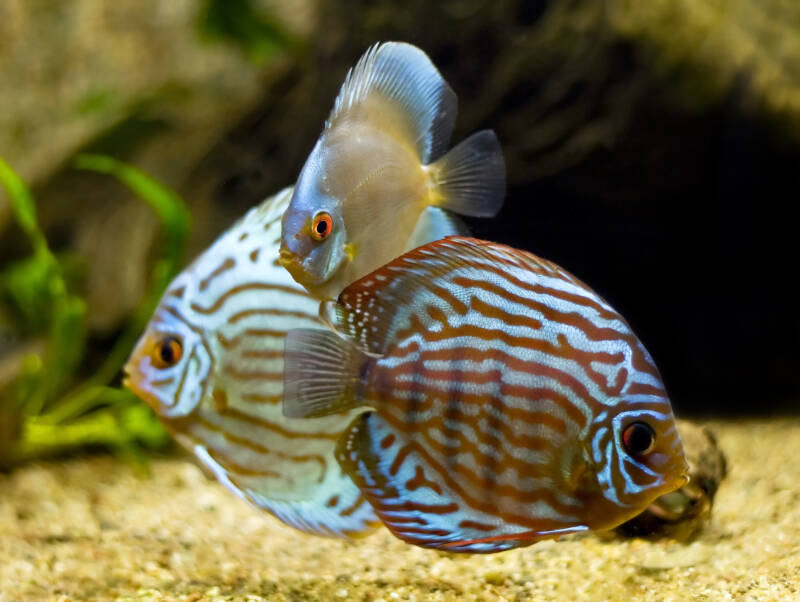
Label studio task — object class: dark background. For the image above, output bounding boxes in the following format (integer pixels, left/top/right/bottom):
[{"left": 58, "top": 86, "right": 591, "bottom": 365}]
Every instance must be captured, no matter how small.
[
  {"left": 2, "top": 0, "right": 798, "bottom": 420},
  {"left": 199, "top": 1, "right": 800, "bottom": 415}
]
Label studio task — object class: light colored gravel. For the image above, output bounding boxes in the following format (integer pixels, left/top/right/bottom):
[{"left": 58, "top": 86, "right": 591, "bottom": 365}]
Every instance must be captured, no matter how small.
[{"left": 1, "top": 418, "right": 798, "bottom": 601}]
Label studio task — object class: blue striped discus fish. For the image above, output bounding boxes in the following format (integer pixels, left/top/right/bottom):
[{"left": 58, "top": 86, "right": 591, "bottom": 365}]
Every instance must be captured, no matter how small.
[
  {"left": 123, "top": 187, "right": 467, "bottom": 537},
  {"left": 282, "top": 237, "right": 689, "bottom": 553}
]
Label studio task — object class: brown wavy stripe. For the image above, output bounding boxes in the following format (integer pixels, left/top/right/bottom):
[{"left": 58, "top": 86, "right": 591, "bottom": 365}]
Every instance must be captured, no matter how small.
[
  {"left": 382, "top": 408, "right": 564, "bottom": 487},
  {"left": 221, "top": 364, "right": 284, "bottom": 382},
  {"left": 181, "top": 428, "right": 282, "bottom": 478},
  {"left": 215, "top": 405, "right": 341, "bottom": 441},
  {"left": 382, "top": 351, "right": 598, "bottom": 419},
  {"left": 238, "top": 392, "right": 282, "bottom": 404},
  {"left": 377, "top": 412, "right": 581, "bottom": 520},
  {"left": 338, "top": 494, "right": 371, "bottom": 518},
  {"left": 385, "top": 326, "right": 633, "bottom": 399},
  {"left": 190, "top": 282, "right": 312, "bottom": 315},
  {"left": 237, "top": 349, "right": 284, "bottom": 360},
  {"left": 457, "top": 519, "right": 497, "bottom": 532},
  {"left": 450, "top": 246, "right": 620, "bottom": 321},
  {"left": 404, "top": 465, "right": 444, "bottom": 495},
  {"left": 193, "top": 413, "right": 329, "bottom": 476},
  {"left": 199, "top": 257, "right": 236, "bottom": 292},
  {"left": 228, "top": 307, "right": 319, "bottom": 324},
  {"left": 452, "top": 276, "right": 623, "bottom": 340},
  {"left": 217, "top": 328, "right": 286, "bottom": 349}
]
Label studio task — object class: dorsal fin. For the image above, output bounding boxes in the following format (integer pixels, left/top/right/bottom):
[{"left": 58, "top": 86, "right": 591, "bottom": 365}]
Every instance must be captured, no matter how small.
[
  {"left": 327, "top": 236, "right": 578, "bottom": 355},
  {"left": 238, "top": 186, "right": 294, "bottom": 228},
  {"left": 326, "top": 42, "right": 457, "bottom": 163},
  {"left": 324, "top": 236, "right": 469, "bottom": 355}
]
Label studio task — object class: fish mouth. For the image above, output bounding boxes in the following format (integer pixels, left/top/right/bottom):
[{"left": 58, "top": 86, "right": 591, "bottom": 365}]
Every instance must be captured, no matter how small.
[
  {"left": 279, "top": 247, "right": 312, "bottom": 286},
  {"left": 121, "top": 362, "right": 136, "bottom": 393},
  {"left": 660, "top": 456, "right": 691, "bottom": 496},
  {"left": 674, "top": 450, "right": 691, "bottom": 482},
  {"left": 121, "top": 365, "right": 165, "bottom": 414},
  {"left": 278, "top": 247, "right": 298, "bottom": 268}
]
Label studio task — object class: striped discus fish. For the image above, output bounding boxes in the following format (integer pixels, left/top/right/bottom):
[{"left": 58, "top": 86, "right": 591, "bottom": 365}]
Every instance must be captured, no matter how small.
[
  {"left": 123, "top": 187, "right": 467, "bottom": 537},
  {"left": 282, "top": 237, "right": 689, "bottom": 553}
]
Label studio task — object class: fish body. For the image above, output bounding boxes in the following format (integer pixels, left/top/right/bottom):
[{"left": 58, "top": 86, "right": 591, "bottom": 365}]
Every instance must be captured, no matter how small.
[
  {"left": 282, "top": 237, "right": 689, "bottom": 553},
  {"left": 280, "top": 42, "right": 505, "bottom": 300},
  {"left": 123, "top": 187, "right": 467, "bottom": 537}
]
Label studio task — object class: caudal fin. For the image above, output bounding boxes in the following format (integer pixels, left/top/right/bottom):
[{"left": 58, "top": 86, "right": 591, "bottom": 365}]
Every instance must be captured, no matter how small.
[
  {"left": 429, "top": 129, "right": 505, "bottom": 218},
  {"left": 282, "top": 328, "right": 370, "bottom": 418}
]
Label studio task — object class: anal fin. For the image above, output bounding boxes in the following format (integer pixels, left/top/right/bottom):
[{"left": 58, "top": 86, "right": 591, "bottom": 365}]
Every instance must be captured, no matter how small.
[{"left": 335, "top": 412, "right": 539, "bottom": 553}]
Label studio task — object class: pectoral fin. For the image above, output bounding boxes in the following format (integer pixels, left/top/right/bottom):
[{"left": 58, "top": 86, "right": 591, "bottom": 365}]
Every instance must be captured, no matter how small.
[{"left": 282, "top": 329, "right": 372, "bottom": 418}]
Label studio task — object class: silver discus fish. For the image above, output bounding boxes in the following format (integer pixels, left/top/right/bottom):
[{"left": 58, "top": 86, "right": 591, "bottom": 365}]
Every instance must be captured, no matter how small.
[{"left": 279, "top": 42, "right": 506, "bottom": 300}]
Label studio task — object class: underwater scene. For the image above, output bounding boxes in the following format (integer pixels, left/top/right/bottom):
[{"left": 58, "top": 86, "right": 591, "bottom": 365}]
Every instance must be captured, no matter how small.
[{"left": 1, "top": 1, "right": 798, "bottom": 600}]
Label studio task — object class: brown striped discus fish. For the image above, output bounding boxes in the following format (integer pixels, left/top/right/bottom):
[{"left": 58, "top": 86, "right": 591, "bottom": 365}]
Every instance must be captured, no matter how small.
[
  {"left": 282, "top": 237, "right": 689, "bottom": 553},
  {"left": 279, "top": 42, "right": 505, "bottom": 301},
  {"left": 123, "top": 187, "right": 467, "bottom": 537}
]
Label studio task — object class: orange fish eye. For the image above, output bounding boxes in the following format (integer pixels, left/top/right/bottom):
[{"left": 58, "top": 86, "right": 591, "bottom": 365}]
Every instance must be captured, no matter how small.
[
  {"left": 311, "top": 212, "right": 333, "bottom": 241},
  {"left": 151, "top": 336, "right": 183, "bottom": 369},
  {"left": 622, "top": 421, "right": 656, "bottom": 457}
]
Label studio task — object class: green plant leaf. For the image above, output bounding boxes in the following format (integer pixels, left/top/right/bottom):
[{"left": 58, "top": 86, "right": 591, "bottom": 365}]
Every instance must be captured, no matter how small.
[
  {"left": 0, "top": 156, "right": 182, "bottom": 468},
  {"left": 199, "top": 0, "right": 297, "bottom": 63},
  {"left": 0, "top": 158, "right": 50, "bottom": 259},
  {"left": 71, "top": 154, "right": 191, "bottom": 388},
  {"left": 72, "top": 154, "right": 190, "bottom": 265}
]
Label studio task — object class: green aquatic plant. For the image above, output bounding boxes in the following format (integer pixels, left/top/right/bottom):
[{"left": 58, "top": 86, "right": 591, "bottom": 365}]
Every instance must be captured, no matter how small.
[
  {"left": 0, "top": 156, "right": 191, "bottom": 468},
  {"left": 199, "top": 0, "right": 298, "bottom": 64}
]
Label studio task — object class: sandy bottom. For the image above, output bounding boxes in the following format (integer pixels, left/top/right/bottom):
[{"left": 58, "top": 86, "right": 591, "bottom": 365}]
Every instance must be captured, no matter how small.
[{"left": 1, "top": 418, "right": 798, "bottom": 601}]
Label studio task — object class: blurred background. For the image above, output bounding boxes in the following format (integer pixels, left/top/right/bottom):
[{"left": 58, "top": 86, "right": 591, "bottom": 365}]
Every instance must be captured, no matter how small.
[{"left": 1, "top": 0, "right": 799, "bottom": 468}]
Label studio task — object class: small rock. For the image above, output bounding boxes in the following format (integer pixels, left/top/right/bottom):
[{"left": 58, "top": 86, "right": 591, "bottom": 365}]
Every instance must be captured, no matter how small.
[{"left": 615, "top": 420, "right": 728, "bottom": 540}]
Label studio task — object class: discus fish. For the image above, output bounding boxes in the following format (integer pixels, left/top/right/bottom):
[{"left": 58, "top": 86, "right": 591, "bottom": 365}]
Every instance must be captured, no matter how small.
[
  {"left": 282, "top": 237, "right": 689, "bottom": 553},
  {"left": 279, "top": 42, "right": 505, "bottom": 300},
  {"left": 123, "top": 187, "right": 467, "bottom": 537}
]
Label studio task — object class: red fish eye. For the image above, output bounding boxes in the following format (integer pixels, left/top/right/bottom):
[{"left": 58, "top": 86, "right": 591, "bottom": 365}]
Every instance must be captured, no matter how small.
[
  {"left": 311, "top": 212, "right": 333, "bottom": 241},
  {"left": 622, "top": 422, "right": 656, "bottom": 456},
  {"left": 152, "top": 336, "right": 183, "bottom": 369}
]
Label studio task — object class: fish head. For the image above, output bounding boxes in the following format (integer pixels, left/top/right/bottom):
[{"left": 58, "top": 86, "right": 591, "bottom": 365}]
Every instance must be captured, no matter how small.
[
  {"left": 577, "top": 395, "right": 689, "bottom": 528},
  {"left": 123, "top": 294, "right": 212, "bottom": 419},
  {"left": 279, "top": 160, "right": 349, "bottom": 300}
]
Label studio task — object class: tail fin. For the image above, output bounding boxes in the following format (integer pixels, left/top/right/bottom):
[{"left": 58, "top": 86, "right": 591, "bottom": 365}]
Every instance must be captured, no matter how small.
[
  {"left": 429, "top": 130, "right": 505, "bottom": 218},
  {"left": 282, "top": 329, "right": 370, "bottom": 418}
]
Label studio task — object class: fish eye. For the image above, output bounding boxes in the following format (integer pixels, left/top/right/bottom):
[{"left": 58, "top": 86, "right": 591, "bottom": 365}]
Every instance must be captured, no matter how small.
[
  {"left": 311, "top": 211, "right": 333, "bottom": 241},
  {"left": 151, "top": 336, "right": 183, "bottom": 369},
  {"left": 622, "top": 421, "right": 656, "bottom": 456}
]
